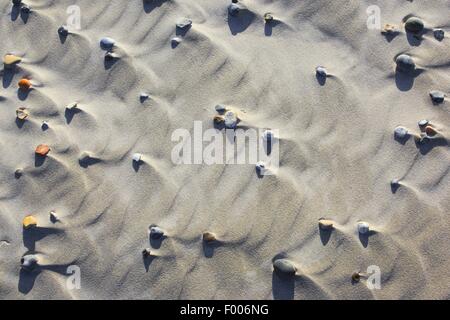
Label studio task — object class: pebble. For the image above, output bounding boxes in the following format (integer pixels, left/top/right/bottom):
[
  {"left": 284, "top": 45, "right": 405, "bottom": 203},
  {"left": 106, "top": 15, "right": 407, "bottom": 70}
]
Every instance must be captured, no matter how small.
[
  {"left": 139, "top": 92, "right": 150, "bottom": 102},
  {"left": 66, "top": 102, "right": 78, "bottom": 110},
  {"left": 15, "top": 168, "right": 23, "bottom": 178},
  {"left": 273, "top": 259, "right": 297, "bottom": 275},
  {"left": 394, "top": 126, "right": 409, "bottom": 139},
  {"left": 224, "top": 110, "right": 238, "bottom": 129},
  {"left": 171, "top": 37, "right": 182, "bottom": 45},
  {"left": 35, "top": 144, "right": 50, "bottom": 156},
  {"left": 203, "top": 232, "right": 217, "bottom": 243},
  {"left": 418, "top": 119, "right": 429, "bottom": 127},
  {"left": 23, "top": 215, "right": 37, "bottom": 229},
  {"left": 149, "top": 225, "right": 164, "bottom": 239},
  {"left": 429, "top": 90, "right": 445, "bottom": 103},
  {"left": 352, "top": 272, "right": 361, "bottom": 282},
  {"left": 357, "top": 221, "right": 370, "bottom": 234},
  {"left": 316, "top": 66, "right": 327, "bottom": 77},
  {"left": 18, "top": 78, "right": 32, "bottom": 90},
  {"left": 79, "top": 151, "right": 92, "bottom": 162},
  {"left": 215, "top": 104, "right": 226, "bottom": 113},
  {"left": 228, "top": 3, "right": 241, "bottom": 16},
  {"left": 104, "top": 52, "right": 117, "bottom": 62},
  {"left": 262, "top": 130, "right": 274, "bottom": 141},
  {"left": 21, "top": 255, "right": 38, "bottom": 271},
  {"left": 381, "top": 24, "right": 397, "bottom": 34},
  {"left": 404, "top": 17, "right": 424, "bottom": 34},
  {"left": 132, "top": 153, "right": 143, "bottom": 162},
  {"left": 255, "top": 161, "right": 266, "bottom": 174},
  {"left": 16, "top": 107, "right": 29, "bottom": 120},
  {"left": 176, "top": 18, "right": 192, "bottom": 29},
  {"left": 395, "top": 54, "right": 415, "bottom": 73},
  {"left": 264, "top": 13, "right": 274, "bottom": 23},
  {"left": 49, "top": 211, "right": 59, "bottom": 223},
  {"left": 142, "top": 248, "right": 152, "bottom": 258},
  {"left": 3, "top": 54, "right": 21, "bottom": 68},
  {"left": 390, "top": 179, "right": 400, "bottom": 188},
  {"left": 100, "top": 37, "right": 115, "bottom": 51},
  {"left": 425, "top": 126, "right": 438, "bottom": 137},
  {"left": 20, "top": 4, "right": 30, "bottom": 14},
  {"left": 433, "top": 29, "right": 445, "bottom": 41},
  {"left": 318, "top": 219, "right": 334, "bottom": 231},
  {"left": 58, "top": 26, "right": 69, "bottom": 37},
  {"left": 41, "top": 121, "right": 49, "bottom": 130},
  {"left": 213, "top": 115, "right": 224, "bottom": 125}
]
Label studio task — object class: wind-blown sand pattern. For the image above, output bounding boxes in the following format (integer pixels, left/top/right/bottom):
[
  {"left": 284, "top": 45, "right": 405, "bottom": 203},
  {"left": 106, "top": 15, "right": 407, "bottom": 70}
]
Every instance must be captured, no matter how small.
[{"left": 1, "top": 0, "right": 450, "bottom": 300}]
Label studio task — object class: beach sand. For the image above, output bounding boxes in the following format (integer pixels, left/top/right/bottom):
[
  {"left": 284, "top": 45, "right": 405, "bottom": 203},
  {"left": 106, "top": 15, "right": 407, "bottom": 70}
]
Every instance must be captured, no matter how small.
[{"left": 1, "top": 0, "right": 449, "bottom": 299}]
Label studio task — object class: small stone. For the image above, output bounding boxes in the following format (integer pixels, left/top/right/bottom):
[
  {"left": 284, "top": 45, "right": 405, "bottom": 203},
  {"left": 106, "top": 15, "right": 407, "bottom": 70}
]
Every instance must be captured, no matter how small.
[
  {"left": 390, "top": 179, "right": 400, "bottom": 187},
  {"left": 264, "top": 13, "right": 274, "bottom": 23},
  {"left": 18, "top": 78, "right": 32, "bottom": 90},
  {"left": 202, "top": 232, "right": 217, "bottom": 243},
  {"left": 434, "top": 29, "right": 445, "bottom": 41},
  {"left": 255, "top": 161, "right": 265, "bottom": 174},
  {"left": 215, "top": 104, "right": 226, "bottom": 113},
  {"left": 142, "top": 248, "right": 152, "bottom": 258},
  {"left": 214, "top": 115, "right": 224, "bottom": 124},
  {"left": 273, "top": 259, "right": 297, "bottom": 275},
  {"left": 65, "top": 102, "right": 78, "bottom": 110},
  {"left": 35, "top": 144, "right": 50, "bottom": 156},
  {"left": 381, "top": 24, "right": 397, "bottom": 34},
  {"left": 228, "top": 3, "right": 241, "bottom": 16},
  {"left": 429, "top": 90, "right": 445, "bottom": 103},
  {"left": 318, "top": 219, "right": 334, "bottom": 231},
  {"left": 100, "top": 37, "right": 115, "bottom": 51},
  {"left": 176, "top": 18, "right": 192, "bottom": 29},
  {"left": 58, "top": 26, "right": 69, "bottom": 37},
  {"left": 132, "top": 153, "right": 143, "bottom": 162},
  {"left": 23, "top": 215, "right": 37, "bottom": 229},
  {"left": 20, "top": 4, "right": 31, "bottom": 14},
  {"left": 357, "top": 221, "right": 370, "bottom": 234},
  {"left": 425, "top": 126, "right": 438, "bottom": 137},
  {"left": 395, "top": 54, "right": 415, "bottom": 73},
  {"left": 21, "top": 255, "right": 38, "bottom": 271},
  {"left": 104, "top": 52, "right": 117, "bottom": 62},
  {"left": 404, "top": 17, "right": 424, "bottom": 34},
  {"left": 149, "top": 225, "right": 164, "bottom": 239},
  {"left": 171, "top": 37, "right": 182, "bottom": 46},
  {"left": 418, "top": 119, "right": 429, "bottom": 127},
  {"left": 139, "top": 93, "right": 149, "bottom": 102},
  {"left": 316, "top": 66, "right": 327, "bottom": 77},
  {"left": 224, "top": 110, "right": 238, "bottom": 129},
  {"left": 262, "top": 130, "right": 274, "bottom": 141},
  {"left": 394, "top": 126, "right": 409, "bottom": 140},
  {"left": 41, "top": 121, "right": 49, "bottom": 130},
  {"left": 49, "top": 211, "right": 59, "bottom": 223},
  {"left": 15, "top": 168, "right": 23, "bottom": 178},
  {"left": 16, "top": 107, "right": 29, "bottom": 120},
  {"left": 79, "top": 151, "right": 92, "bottom": 162},
  {"left": 352, "top": 272, "right": 361, "bottom": 282},
  {"left": 3, "top": 54, "right": 21, "bottom": 67}
]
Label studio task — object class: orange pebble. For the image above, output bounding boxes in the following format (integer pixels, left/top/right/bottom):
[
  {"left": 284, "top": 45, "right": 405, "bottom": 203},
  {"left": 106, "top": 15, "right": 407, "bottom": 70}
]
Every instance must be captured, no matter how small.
[
  {"left": 425, "top": 126, "right": 438, "bottom": 136},
  {"left": 18, "top": 78, "right": 31, "bottom": 90},
  {"left": 35, "top": 144, "right": 50, "bottom": 156}
]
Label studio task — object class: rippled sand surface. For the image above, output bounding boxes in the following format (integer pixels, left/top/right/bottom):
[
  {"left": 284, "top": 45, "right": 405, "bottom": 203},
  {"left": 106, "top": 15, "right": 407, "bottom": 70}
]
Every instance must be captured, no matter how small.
[{"left": 1, "top": 0, "right": 449, "bottom": 299}]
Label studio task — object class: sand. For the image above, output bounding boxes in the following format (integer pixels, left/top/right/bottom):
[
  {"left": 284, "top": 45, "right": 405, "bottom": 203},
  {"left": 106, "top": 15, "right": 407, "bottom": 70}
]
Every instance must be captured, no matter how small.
[{"left": 1, "top": 0, "right": 450, "bottom": 300}]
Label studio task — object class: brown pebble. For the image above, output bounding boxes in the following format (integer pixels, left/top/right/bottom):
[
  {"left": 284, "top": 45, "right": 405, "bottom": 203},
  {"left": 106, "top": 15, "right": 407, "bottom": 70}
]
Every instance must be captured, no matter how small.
[
  {"left": 23, "top": 215, "right": 37, "bottom": 229},
  {"left": 16, "top": 107, "right": 29, "bottom": 120},
  {"left": 318, "top": 219, "right": 334, "bottom": 230},
  {"left": 352, "top": 272, "right": 361, "bottom": 282},
  {"left": 35, "top": 144, "right": 50, "bottom": 156},
  {"left": 425, "top": 126, "right": 438, "bottom": 136},
  {"left": 202, "top": 232, "right": 217, "bottom": 242}
]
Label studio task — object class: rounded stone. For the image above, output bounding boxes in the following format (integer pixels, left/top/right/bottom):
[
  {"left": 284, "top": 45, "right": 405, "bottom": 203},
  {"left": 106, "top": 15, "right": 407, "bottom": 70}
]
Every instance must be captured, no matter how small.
[
  {"left": 224, "top": 111, "right": 238, "bottom": 129},
  {"left": 228, "top": 3, "right": 241, "bottom": 16},
  {"left": 21, "top": 255, "right": 38, "bottom": 271},
  {"left": 418, "top": 119, "right": 429, "bottom": 127},
  {"left": 273, "top": 259, "right": 297, "bottom": 275},
  {"left": 429, "top": 90, "right": 445, "bottom": 103},
  {"left": 18, "top": 78, "right": 31, "bottom": 90},
  {"left": 3, "top": 54, "right": 21, "bottom": 67},
  {"left": 318, "top": 219, "right": 334, "bottom": 231},
  {"left": 316, "top": 66, "right": 327, "bottom": 77},
  {"left": 203, "top": 232, "right": 217, "bottom": 242},
  {"left": 142, "top": 248, "right": 151, "bottom": 258},
  {"left": 404, "top": 17, "right": 424, "bottom": 34},
  {"left": 264, "top": 13, "right": 274, "bottom": 23},
  {"left": 255, "top": 161, "right": 265, "bottom": 174},
  {"left": 215, "top": 104, "right": 226, "bottom": 113},
  {"left": 149, "top": 225, "right": 164, "bottom": 239},
  {"left": 58, "top": 26, "right": 69, "bottom": 37},
  {"left": 35, "top": 144, "right": 50, "bottom": 156},
  {"left": 23, "top": 215, "right": 37, "bottom": 229},
  {"left": 176, "top": 18, "right": 192, "bottom": 29},
  {"left": 16, "top": 107, "right": 29, "bottom": 120},
  {"left": 20, "top": 4, "right": 31, "bottom": 14},
  {"left": 132, "top": 153, "right": 143, "bottom": 162},
  {"left": 394, "top": 126, "right": 408, "bottom": 139},
  {"left": 395, "top": 54, "right": 415, "bottom": 73},
  {"left": 357, "top": 221, "right": 370, "bottom": 234},
  {"left": 100, "top": 37, "right": 115, "bottom": 51},
  {"left": 352, "top": 272, "right": 361, "bottom": 282},
  {"left": 433, "top": 29, "right": 445, "bottom": 41}
]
